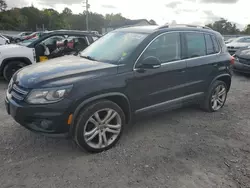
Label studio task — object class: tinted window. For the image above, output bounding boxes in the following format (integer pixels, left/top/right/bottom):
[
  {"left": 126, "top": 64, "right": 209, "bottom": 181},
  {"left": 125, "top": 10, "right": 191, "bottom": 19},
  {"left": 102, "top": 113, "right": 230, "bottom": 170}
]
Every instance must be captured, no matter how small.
[
  {"left": 205, "top": 34, "right": 214, "bottom": 55},
  {"left": 211, "top": 35, "right": 220, "bottom": 53},
  {"left": 141, "top": 32, "right": 181, "bottom": 63},
  {"left": 185, "top": 33, "right": 206, "bottom": 58}
]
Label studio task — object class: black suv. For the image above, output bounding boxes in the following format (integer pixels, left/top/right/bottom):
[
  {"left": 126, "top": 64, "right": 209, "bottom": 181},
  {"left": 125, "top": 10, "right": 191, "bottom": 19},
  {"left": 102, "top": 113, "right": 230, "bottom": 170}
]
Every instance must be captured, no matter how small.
[{"left": 5, "top": 25, "right": 233, "bottom": 152}]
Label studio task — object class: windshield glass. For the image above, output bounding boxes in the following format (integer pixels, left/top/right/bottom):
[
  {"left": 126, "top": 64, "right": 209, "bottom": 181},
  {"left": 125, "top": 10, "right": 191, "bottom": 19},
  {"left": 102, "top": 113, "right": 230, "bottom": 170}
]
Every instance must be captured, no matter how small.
[
  {"left": 235, "top": 37, "right": 250, "bottom": 43},
  {"left": 19, "top": 38, "right": 38, "bottom": 46},
  {"left": 80, "top": 31, "right": 148, "bottom": 64}
]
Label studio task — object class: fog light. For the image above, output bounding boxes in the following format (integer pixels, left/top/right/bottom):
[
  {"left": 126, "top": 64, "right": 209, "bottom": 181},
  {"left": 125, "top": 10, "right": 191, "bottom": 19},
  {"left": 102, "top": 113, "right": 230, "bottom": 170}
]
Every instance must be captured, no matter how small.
[{"left": 40, "top": 120, "right": 52, "bottom": 129}]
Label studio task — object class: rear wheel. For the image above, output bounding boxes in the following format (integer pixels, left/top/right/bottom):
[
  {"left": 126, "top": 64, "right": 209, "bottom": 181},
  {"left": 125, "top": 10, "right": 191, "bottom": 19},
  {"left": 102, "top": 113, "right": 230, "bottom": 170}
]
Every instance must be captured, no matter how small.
[
  {"left": 3, "top": 61, "right": 26, "bottom": 82},
  {"left": 15, "top": 38, "right": 21, "bottom": 43},
  {"left": 202, "top": 80, "right": 228, "bottom": 112},
  {"left": 74, "top": 100, "right": 125, "bottom": 153}
]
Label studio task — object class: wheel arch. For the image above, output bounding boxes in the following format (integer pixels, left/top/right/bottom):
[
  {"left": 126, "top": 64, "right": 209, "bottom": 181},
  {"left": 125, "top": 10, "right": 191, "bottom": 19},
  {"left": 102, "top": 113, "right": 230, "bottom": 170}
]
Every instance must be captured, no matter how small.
[
  {"left": 0, "top": 57, "right": 32, "bottom": 74},
  {"left": 210, "top": 74, "right": 232, "bottom": 91},
  {"left": 69, "top": 92, "right": 132, "bottom": 137}
]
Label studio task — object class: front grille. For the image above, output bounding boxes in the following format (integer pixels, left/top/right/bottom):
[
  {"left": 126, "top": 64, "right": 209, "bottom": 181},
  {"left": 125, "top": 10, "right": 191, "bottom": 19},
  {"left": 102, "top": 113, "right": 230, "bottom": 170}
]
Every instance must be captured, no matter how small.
[
  {"left": 238, "top": 57, "right": 250, "bottom": 65},
  {"left": 10, "top": 84, "right": 30, "bottom": 101}
]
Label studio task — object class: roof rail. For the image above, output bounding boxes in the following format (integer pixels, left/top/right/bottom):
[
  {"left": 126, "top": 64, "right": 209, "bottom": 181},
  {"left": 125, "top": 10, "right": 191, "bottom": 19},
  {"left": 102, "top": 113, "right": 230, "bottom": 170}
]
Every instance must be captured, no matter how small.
[{"left": 157, "top": 24, "right": 212, "bottom": 30}]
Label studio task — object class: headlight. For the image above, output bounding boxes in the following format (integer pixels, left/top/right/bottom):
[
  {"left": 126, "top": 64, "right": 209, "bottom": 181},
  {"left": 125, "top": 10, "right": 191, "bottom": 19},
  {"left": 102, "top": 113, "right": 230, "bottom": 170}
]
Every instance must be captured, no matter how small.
[{"left": 26, "top": 85, "right": 73, "bottom": 104}]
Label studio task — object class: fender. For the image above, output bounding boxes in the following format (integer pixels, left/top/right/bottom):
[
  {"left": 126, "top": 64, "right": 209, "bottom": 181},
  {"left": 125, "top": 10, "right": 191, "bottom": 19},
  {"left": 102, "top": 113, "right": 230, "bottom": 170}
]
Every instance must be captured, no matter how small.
[
  {"left": 69, "top": 92, "right": 131, "bottom": 137},
  {"left": 209, "top": 73, "right": 232, "bottom": 90},
  {"left": 0, "top": 57, "right": 32, "bottom": 72}
]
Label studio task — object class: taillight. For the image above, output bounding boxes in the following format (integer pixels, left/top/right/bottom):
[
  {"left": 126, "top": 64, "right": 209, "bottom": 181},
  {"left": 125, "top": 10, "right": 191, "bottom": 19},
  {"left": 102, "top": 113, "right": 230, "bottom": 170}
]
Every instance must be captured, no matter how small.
[{"left": 230, "top": 56, "right": 235, "bottom": 65}]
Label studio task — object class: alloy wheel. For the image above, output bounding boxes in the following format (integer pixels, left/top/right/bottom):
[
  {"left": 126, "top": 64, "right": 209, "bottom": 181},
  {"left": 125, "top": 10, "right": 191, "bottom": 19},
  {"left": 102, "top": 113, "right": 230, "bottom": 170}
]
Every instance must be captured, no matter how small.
[
  {"left": 83, "top": 108, "right": 122, "bottom": 149},
  {"left": 211, "top": 84, "right": 227, "bottom": 111}
]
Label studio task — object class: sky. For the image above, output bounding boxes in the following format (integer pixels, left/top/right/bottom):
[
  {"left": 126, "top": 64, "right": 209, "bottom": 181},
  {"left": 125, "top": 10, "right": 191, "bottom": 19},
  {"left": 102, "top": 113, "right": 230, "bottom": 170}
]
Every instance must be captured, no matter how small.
[{"left": 5, "top": 0, "right": 250, "bottom": 29}]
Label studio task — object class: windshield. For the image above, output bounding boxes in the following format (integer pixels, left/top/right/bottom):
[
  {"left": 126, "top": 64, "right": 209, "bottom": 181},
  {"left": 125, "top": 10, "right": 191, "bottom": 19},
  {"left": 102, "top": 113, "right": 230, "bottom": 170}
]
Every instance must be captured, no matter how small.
[
  {"left": 80, "top": 31, "right": 148, "bottom": 64},
  {"left": 19, "top": 38, "right": 38, "bottom": 46},
  {"left": 234, "top": 37, "right": 250, "bottom": 43}
]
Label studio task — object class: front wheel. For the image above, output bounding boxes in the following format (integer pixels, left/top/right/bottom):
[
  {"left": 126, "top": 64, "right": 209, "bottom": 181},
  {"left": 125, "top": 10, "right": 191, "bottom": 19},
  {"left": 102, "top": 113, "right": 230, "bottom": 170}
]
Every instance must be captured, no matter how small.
[
  {"left": 3, "top": 61, "right": 26, "bottom": 82},
  {"left": 202, "top": 80, "right": 228, "bottom": 112},
  {"left": 74, "top": 100, "right": 125, "bottom": 153}
]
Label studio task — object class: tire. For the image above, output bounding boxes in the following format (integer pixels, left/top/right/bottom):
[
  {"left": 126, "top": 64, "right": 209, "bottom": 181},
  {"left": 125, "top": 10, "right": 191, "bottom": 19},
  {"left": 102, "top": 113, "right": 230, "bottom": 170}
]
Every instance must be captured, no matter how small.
[
  {"left": 202, "top": 80, "right": 228, "bottom": 112},
  {"left": 15, "top": 38, "right": 21, "bottom": 43},
  {"left": 74, "top": 100, "right": 126, "bottom": 153},
  {"left": 3, "top": 61, "right": 26, "bottom": 82}
]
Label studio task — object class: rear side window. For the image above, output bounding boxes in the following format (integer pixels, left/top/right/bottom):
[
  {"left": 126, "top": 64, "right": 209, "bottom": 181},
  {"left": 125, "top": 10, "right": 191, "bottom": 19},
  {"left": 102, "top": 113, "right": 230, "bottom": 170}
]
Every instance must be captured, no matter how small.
[
  {"left": 211, "top": 35, "right": 220, "bottom": 53},
  {"left": 205, "top": 34, "right": 214, "bottom": 55},
  {"left": 185, "top": 33, "right": 206, "bottom": 58}
]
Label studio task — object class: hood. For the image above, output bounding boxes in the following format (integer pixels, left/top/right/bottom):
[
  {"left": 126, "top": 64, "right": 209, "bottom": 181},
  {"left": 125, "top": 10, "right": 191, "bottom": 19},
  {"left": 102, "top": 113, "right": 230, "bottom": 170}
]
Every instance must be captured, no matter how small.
[
  {"left": 235, "top": 48, "right": 250, "bottom": 60},
  {"left": 226, "top": 42, "right": 250, "bottom": 48},
  {"left": 0, "top": 44, "right": 27, "bottom": 52},
  {"left": 14, "top": 55, "right": 118, "bottom": 88}
]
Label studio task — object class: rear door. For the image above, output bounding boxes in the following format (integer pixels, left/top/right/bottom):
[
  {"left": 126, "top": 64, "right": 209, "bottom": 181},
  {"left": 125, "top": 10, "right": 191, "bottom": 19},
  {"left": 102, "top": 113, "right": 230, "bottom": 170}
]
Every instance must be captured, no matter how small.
[{"left": 182, "top": 32, "right": 220, "bottom": 95}]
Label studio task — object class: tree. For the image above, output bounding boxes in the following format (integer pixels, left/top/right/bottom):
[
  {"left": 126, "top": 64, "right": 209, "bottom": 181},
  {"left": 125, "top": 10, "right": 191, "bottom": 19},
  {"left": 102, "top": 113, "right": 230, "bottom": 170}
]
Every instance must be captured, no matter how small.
[
  {"left": 62, "top": 7, "right": 72, "bottom": 15},
  {"left": 0, "top": 0, "right": 7, "bottom": 11},
  {"left": 149, "top": 19, "right": 157, "bottom": 25},
  {"left": 242, "top": 24, "right": 250, "bottom": 34},
  {"left": 205, "top": 18, "right": 240, "bottom": 35}
]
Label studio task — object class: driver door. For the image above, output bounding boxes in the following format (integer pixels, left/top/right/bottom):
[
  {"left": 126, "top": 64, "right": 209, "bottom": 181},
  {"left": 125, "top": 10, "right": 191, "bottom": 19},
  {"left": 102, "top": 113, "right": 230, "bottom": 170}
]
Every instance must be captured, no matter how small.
[{"left": 132, "top": 32, "right": 188, "bottom": 112}]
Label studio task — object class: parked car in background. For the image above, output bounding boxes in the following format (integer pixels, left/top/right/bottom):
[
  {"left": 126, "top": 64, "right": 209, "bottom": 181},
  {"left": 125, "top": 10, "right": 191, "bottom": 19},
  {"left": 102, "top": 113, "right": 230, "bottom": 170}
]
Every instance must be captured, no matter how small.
[
  {"left": 22, "top": 32, "right": 43, "bottom": 41},
  {"left": 4, "top": 32, "right": 32, "bottom": 43},
  {"left": 5, "top": 25, "right": 233, "bottom": 153},
  {"left": 226, "top": 36, "right": 250, "bottom": 55},
  {"left": 0, "top": 30, "right": 100, "bottom": 81},
  {"left": 225, "top": 37, "right": 237, "bottom": 44},
  {"left": 233, "top": 47, "right": 250, "bottom": 74},
  {"left": 0, "top": 34, "right": 10, "bottom": 45}
]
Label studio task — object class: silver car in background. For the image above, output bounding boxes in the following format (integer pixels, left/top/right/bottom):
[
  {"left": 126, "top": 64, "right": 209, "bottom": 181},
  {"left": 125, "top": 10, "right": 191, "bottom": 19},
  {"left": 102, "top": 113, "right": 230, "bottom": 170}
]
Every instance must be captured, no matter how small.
[{"left": 226, "top": 36, "right": 250, "bottom": 55}]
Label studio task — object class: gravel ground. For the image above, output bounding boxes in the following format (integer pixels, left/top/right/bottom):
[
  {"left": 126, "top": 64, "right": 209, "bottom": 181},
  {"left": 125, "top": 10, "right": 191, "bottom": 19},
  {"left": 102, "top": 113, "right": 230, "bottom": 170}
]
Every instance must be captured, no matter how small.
[{"left": 0, "top": 74, "right": 250, "bottom": 188}]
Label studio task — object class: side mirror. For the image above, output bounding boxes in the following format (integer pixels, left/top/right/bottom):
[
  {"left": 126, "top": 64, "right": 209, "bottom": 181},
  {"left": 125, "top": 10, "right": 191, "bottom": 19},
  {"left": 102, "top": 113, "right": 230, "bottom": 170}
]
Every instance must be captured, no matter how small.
[{"left": 139, "top": 56, "right": 161, "bottom": 69}]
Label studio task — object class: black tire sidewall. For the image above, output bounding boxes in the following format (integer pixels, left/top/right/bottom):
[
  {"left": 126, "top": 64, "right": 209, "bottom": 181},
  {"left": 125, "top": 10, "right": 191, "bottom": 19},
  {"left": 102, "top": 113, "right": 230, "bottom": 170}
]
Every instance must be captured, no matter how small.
[
  {"left": 74, "top": 100, "right": 126, "bottom": 153},
  {"left": 3, "top": 61, "right": 25, "bottom": 82},
  {"left": 15, "top": 39, "right": 21, "bottom": 43},
  {"left": 205, "top": 80, "right": 228, "bottom": 112}
]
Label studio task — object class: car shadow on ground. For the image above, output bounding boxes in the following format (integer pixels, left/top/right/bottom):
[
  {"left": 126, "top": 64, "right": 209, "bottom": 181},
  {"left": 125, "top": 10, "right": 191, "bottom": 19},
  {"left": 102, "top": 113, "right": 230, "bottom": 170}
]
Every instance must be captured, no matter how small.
[{"left": 8, "top": 106, "right": 199, "bottom": 155}]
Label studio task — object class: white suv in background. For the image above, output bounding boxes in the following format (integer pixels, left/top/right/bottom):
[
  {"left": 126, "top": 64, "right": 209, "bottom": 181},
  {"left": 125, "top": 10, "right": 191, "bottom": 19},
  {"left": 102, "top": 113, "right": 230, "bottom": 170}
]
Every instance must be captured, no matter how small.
[{"left": 0, "top": 30, "right": 99, "bottom": 81}]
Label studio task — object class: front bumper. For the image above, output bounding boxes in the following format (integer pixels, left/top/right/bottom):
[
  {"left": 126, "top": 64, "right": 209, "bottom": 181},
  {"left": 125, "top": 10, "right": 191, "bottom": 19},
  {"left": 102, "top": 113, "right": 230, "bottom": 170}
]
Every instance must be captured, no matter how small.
[
  {"left": 5, "top": 95, "right": 73, "bottom": 134},
  {"left": 232, "top": 59, "right": 250, "bottom": 74}
]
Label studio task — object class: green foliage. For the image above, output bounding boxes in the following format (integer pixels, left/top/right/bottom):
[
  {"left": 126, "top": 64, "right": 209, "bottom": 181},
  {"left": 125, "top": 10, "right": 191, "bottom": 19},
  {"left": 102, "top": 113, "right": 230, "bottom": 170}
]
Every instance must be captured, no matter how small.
[
  {"left": 0, "top": 0, "right": 7, "bottom": 11},
  {"left": 1, "top": 2, "right": 249, "bottom": 35},
  {"left": 0, "top": 6, "right": 129, "bottom": 32},
  {"left": 205, "top": 18, "right": 240, "bottom": 35}
]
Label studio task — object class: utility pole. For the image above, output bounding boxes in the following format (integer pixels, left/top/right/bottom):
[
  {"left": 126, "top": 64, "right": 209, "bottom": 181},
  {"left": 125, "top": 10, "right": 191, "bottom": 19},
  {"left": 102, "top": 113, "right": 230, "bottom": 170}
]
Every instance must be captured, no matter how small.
[{"left": 83, "top": 0, "right": 90, "bottom": 31}]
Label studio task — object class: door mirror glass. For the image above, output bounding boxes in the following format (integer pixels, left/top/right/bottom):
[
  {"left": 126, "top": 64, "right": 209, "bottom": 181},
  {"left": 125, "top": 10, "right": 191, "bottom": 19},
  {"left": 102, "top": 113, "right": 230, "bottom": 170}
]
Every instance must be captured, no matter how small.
[{"left": 139, "top": 56, "right": 161, "bottom": 69}]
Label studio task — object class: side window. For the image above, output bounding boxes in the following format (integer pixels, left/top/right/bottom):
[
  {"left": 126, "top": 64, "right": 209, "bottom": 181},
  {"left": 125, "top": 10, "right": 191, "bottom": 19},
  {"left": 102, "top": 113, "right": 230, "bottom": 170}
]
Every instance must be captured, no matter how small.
[
  {"left": 140, "top": 32, "right": 181, "bottom": 63},
  {"left": 205, "top": 34, "right": 215, "bottom": 55},
  {"left": 185, "top": 32, "right": 206, "bottom": 58},
  {"left": 42, "top": 36, "right": 65, "bottom": 46},
  {"left": 73, "top": 37, "right": 89, "bottom": 51},
  {"left": 211, "top": 35, "right": 220, "bottom": 53}
]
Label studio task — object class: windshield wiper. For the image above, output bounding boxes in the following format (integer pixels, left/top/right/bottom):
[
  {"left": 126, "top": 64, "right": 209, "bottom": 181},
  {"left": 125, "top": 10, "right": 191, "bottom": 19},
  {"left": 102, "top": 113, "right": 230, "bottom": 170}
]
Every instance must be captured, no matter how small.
[{"left": 80, "top": 55, "right": 97, "bottom": 61}]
